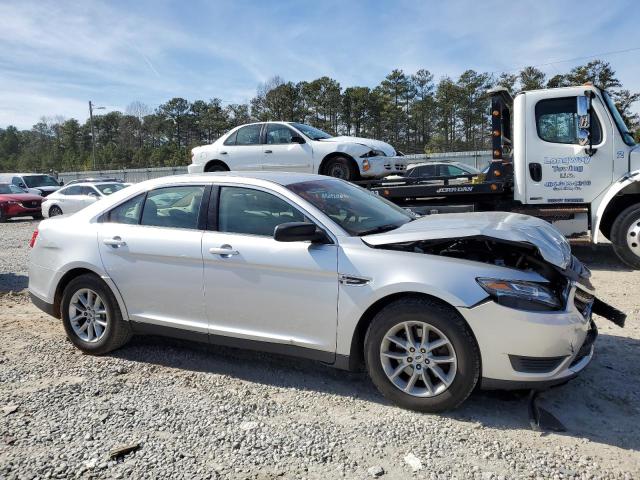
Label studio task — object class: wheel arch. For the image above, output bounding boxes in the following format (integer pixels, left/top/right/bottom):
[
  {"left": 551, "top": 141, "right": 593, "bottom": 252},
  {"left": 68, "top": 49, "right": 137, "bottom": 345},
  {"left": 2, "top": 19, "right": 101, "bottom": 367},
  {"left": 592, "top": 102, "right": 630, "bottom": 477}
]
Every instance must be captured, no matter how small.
[
  {"left": 596, "top": 181, "right": 640, "bottom": 241},
  {"left": 318, "top": 152, "right": 358, "bottom": 176},
  {"left": 344, "top": 292, "right": 481, "bottom": 373},
  {"left": 53, "top": 267, "right": 129, "bottom": 321},
  {"left": 204, "top": 159, "right": 230, "bottom": 172}
]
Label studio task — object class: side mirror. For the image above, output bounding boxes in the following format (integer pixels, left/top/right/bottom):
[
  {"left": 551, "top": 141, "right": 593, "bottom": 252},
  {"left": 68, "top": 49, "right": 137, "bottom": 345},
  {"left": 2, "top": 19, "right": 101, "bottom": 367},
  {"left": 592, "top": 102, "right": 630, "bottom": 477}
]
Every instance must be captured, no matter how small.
[
  {"left": 291, "top": 135, "right": 306, "bottom": 144},
  {"left": 577, "top": 91, "right": 596, "bottom": 155},
  {"left": 274, "top": 222, "right": 330, "bottom": 243},
  {"left": 59, "top": 180, "right": 64, "bottom": 186}
]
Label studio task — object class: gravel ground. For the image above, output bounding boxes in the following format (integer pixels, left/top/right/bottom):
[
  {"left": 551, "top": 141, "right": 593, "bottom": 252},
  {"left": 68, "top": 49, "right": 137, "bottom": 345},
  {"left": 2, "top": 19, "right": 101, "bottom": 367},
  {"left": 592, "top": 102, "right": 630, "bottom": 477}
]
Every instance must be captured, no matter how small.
[{"left": 0, "top": 220, "right": 639, "bottom": 479}]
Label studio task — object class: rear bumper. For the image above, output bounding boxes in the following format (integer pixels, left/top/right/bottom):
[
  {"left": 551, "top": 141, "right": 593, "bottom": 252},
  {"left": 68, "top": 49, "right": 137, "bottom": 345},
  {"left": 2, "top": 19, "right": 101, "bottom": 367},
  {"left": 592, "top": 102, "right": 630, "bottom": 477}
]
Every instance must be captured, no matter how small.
[
  {"left": 188, "top": 163, "right": 204, "bottom": 174},
  {"left": 30, "top": 291, "right": 57, "bottom": 317}
]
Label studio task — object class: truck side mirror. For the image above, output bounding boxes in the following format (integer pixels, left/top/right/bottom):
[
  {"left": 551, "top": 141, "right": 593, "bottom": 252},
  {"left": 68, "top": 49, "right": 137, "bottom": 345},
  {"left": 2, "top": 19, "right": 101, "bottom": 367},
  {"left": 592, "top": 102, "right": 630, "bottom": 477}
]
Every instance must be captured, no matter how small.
[{"left": 577, "top": 92, "right": 596, "bottom": 155}]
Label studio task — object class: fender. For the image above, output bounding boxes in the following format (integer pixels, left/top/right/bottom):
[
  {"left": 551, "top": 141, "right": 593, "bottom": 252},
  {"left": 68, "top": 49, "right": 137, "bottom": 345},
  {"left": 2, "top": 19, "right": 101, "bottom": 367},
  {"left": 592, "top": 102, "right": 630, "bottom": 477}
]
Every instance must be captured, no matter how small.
[
  {"left": 51, "top": 261, "right": 131, "bottom": 322},
  {"left": 592, "top": 169, "right": 640, "bottom": 243}
]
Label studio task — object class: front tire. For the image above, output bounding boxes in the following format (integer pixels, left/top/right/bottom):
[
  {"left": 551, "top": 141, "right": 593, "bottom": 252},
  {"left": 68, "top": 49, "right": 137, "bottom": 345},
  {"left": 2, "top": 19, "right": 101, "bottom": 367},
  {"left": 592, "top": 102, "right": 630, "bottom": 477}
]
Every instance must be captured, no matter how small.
[
  {"left": 61, "top": 274, "right": 132, "bottom": 354},
  {"left": 364, "top": 297, "right": 480, "bottom": 412},
  {"left": 610, "top": 203, "right": 640, "bottom": 269},
  {"left": 324, "top": 156, "right": 358, "bottom": 181},
  {"left": 49, "top": 205, "right": 63, "bottom": 217}
]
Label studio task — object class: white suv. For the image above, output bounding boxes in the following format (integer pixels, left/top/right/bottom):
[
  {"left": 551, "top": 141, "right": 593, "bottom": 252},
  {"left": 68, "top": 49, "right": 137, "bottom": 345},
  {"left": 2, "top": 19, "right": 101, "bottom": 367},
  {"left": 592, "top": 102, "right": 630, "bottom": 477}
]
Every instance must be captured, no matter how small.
[{"left": 188, "top": 122, "right": 406, "bottom": 181}]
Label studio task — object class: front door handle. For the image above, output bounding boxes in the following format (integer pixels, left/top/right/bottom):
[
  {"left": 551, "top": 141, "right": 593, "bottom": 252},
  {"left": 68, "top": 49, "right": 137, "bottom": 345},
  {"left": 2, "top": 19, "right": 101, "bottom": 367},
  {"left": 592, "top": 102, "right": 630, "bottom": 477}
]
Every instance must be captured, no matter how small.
[
  {"left": 529, "top": 162, "right": 542, "bottom": 182},
  {"left": 103, "top": 236, "right": 126, "bottom": 248},
  {"left": 264, "top": 149, "right": 273, "bottom": 154},
  {"left": 209, "top": 245, "right": 239, "bottom": 257},
  {"left": 220, "top": 151, "right": 228, "bottom": 155}
]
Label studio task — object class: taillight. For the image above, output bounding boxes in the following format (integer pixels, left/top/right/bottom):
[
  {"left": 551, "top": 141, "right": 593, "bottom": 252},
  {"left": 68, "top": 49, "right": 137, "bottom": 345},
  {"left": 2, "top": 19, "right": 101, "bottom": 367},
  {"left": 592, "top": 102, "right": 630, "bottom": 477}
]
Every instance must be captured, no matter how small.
[{"left": 29, "top": 229, "right": 39, "bottom": 248}]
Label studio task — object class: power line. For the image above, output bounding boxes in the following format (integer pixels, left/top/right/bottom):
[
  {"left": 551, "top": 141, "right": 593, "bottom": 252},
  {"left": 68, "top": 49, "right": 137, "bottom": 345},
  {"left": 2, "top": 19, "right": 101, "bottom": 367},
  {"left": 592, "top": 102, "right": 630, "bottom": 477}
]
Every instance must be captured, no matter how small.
[{"left": 490, "top": 46, "right": 640, "bottom": 75}]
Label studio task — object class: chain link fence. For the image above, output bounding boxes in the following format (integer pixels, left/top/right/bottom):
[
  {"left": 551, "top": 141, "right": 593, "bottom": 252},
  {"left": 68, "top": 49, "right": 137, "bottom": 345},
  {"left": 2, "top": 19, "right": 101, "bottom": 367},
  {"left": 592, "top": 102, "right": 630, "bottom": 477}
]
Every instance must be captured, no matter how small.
[{"left": 58, "top": 151, "right": 492, "bottom": 184}]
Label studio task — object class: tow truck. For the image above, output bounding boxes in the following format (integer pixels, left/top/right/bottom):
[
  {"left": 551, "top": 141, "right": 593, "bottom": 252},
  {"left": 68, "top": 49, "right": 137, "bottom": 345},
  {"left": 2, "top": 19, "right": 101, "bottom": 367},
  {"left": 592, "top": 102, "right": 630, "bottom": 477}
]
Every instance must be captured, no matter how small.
[{"left": 360, "top": 85, "right": 640, "bottom": 269}]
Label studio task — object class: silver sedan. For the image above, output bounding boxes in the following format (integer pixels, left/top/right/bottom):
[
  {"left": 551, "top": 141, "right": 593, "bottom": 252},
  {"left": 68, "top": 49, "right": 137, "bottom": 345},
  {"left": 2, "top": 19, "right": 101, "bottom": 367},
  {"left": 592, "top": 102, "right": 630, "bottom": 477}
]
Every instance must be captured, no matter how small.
[{"left": 29, "top": 172, "right": 610, "bottom": 412}]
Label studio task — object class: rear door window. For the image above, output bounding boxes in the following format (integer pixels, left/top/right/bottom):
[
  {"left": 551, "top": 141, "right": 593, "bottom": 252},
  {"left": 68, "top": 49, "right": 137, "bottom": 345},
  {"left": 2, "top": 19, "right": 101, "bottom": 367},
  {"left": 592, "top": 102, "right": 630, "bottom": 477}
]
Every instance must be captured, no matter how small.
[
  {"left": 234, "top": 124, "right": 263, "bottom": 146},
  {"left": 104, "top": 194, "right": 145, "bottom": 224},
  {"left": 140, "top": 186, "right": 206, "bottom": 229}
]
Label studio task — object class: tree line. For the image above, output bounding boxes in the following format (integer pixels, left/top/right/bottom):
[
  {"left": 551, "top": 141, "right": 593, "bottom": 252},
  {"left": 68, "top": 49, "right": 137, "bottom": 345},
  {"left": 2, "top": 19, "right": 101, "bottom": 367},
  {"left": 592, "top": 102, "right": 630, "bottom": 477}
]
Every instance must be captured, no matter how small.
[{"left": 0, "top": 59, "right": 638, "bottom": 173}]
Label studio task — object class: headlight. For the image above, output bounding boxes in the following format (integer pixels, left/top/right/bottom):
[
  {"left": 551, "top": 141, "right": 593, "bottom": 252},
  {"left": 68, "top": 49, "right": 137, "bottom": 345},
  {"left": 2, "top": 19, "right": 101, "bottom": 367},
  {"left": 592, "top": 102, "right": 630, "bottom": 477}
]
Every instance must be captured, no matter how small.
[
  {"left": 476, "top": 278, "right": 562, "bottom": 311},
  {"left": 360, "top": 149, "right": 386, "bottom": 158}
]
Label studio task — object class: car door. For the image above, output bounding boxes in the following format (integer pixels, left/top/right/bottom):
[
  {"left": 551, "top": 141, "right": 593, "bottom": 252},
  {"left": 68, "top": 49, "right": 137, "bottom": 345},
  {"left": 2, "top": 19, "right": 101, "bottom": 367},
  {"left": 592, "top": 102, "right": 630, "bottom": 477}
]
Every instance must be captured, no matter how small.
[
  {"left": 78, "top": 186, "right": 100, "bottom": 209},
  {"left": 201, "top": 184, "right": 339, "bottom": 357},
  {"left": 262, "top": 124, "right": 313, "bottom": 172},
  {"left": 98, "top": 185, "right": 209, "bottom": 333},
  {"left": 59, "top": 185, "right": 86, "bottom": 213},
  {"left": 219, "top": 124, "right": 264, "bottom": 170},
  {"left": 524, "top": 92, "right": 613, "bottom": 204}
]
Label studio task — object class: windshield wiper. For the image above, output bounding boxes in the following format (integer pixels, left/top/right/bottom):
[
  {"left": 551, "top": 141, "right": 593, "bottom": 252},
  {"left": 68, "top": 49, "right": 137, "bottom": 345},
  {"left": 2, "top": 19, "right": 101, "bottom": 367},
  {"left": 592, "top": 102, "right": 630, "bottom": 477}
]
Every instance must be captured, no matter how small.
[{"left": 357, "top": 224, "right": 401, "bottom": 236}]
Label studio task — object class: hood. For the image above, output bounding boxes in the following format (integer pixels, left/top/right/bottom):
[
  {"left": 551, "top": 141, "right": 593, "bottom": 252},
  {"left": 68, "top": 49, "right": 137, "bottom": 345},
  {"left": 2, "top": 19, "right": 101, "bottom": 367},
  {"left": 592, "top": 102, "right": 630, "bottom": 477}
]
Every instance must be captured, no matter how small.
[
  {"left": 362, "top": 211, "right": 572, "bottom": 269},
  {"left": 318, "top": 136, "right": 396, "bottom": 156},
  {"left": 0, "top": 193, "right": 43, "bottom": 202}
]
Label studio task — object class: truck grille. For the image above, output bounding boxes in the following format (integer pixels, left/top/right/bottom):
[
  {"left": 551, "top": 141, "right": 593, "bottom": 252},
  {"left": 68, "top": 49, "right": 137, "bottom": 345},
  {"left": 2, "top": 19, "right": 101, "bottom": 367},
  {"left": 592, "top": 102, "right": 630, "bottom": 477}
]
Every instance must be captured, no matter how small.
[
  {"left": 20, "top": 200, "right": 41, "bottom": 209},
  {"left": 574, "top": 289, "right": 594, "bottom": 319}
]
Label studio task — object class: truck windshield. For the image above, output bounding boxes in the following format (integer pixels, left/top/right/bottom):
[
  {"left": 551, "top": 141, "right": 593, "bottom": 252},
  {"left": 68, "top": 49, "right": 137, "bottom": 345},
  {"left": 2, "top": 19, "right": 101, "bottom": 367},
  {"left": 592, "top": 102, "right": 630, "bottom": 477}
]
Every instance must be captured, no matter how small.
[
  {"left": 602, "top": 91, "right": 636, "bottom": 146},
  {"left": 287, "top": 178, "right": 414, "bottom": 236},
  {"left": 23, "top": 175, "right": 60, "bottom": 188}
]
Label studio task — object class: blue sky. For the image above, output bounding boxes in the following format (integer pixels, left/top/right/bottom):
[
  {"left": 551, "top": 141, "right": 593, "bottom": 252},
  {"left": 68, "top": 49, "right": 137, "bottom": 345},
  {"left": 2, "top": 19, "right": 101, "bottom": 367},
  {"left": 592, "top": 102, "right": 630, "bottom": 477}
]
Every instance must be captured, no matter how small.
[{"left": 1, "top": 0, "right": 639, "bottom": 129}]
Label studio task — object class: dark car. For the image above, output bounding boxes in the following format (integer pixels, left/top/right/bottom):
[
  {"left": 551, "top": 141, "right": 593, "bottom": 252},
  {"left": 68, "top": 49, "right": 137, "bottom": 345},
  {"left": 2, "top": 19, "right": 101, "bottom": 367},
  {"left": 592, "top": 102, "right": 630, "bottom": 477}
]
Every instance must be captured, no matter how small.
[{"left": 0, "top": 183, "right": 43, "bottom": 222}]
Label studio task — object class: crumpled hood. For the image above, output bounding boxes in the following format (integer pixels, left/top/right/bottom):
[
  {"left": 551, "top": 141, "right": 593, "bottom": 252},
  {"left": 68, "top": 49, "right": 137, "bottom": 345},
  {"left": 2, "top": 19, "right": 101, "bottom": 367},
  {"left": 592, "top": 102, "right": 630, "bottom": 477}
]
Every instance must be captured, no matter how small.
[
  {"left": 318, "top": 136, "right": 396, "bottom": 156},
  {"left": 0, "top": 193, "right": 43, "bottom": 202},
  {"left": 362, "top": 211, "right": 572, "bottom": 269}
]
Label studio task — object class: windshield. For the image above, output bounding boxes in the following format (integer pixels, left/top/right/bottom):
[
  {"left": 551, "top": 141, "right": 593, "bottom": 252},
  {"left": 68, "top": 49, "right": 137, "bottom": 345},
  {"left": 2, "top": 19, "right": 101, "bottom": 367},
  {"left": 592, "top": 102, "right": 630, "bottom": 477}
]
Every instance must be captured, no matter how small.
[
  {"left": 602, "top": 91, "right": 636, "bottom": 146},
  {"left": 0, "top": 184, "right": 25, "bottom": 194},
  {"left": 288, "top": 122, "right": 333, "bottom": 140},
  {"left": 287, "top": 178, "right": 414, "bottom": 236},
  {"left": 95, "top": 183, "right": 126, "bottom": 195},
  {"left": 23, "top": 175, "right": 60, "bottom": 188}
]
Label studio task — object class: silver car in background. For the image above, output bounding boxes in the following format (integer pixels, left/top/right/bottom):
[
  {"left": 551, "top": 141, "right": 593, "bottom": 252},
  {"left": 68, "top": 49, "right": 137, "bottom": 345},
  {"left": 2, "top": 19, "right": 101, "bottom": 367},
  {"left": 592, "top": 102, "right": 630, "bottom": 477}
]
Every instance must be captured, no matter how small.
[{"left": 28, "top": 172, "right": 620, "bottom": 412}]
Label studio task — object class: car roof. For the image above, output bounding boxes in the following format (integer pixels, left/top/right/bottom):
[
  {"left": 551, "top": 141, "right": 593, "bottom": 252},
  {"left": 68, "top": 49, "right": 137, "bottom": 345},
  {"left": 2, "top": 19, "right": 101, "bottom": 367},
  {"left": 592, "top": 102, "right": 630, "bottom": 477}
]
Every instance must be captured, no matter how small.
[
  {"left": 63, "top": 182, "right": 122, "bottom": 187},
  {"left": 147, "top": 171, "right": 329, "bottom": 187}
]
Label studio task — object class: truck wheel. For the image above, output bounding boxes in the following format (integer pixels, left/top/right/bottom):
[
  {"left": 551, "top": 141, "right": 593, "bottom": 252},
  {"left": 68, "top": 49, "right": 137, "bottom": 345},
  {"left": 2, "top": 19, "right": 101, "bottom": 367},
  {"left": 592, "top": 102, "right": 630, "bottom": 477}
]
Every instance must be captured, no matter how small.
[
  {"left": 325, "top": 156, "right": 358, "bottom": 181},
  {"left": 49, "top": 205, "right": 63, "bottom": 217},
  {"left": 61, "top": 274, "right": 132, "bottom": 354},
  {"left": 364, "top": 297, "right": 480, "bottom": 412},
  {"left": 610, "top": 203, "right": 640, "bottom": 269}
]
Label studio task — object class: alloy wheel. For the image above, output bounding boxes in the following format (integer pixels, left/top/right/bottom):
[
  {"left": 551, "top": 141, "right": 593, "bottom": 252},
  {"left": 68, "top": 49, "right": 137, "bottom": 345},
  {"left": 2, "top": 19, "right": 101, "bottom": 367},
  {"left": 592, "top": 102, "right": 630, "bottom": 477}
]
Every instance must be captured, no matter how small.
[
  {"left": 68, "top": 288, "right": 109, "bottom": 343},
  {"left": 380, "top": 321, "right": 457, "bottom": 397}
]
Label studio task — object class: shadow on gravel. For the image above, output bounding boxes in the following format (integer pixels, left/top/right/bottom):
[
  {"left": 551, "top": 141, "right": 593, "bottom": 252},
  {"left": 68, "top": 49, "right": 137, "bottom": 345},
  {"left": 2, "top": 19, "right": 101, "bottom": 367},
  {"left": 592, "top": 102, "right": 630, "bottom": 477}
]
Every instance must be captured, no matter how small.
[
  {"left": 0, "top": 272, "right": 28, "bottom": 292},
  {"left": 110, "top": 330, "right": 639, "bottom": 452},
  {"left": 572, "top": 244, "right": 632, "bottom": 272}
]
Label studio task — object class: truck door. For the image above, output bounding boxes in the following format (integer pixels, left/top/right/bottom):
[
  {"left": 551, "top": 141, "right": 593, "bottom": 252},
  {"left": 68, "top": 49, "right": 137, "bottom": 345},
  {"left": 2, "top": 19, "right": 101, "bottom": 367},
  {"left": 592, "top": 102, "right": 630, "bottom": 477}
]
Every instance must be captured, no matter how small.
[{"left": 524, "top": 91, "right": 613, "bottom": 205}]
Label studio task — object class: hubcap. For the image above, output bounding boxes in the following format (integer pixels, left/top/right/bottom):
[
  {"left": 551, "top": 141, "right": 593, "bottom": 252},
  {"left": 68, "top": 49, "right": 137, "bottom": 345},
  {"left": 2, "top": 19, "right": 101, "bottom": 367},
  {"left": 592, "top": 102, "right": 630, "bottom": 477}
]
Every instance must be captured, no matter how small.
[
  {"left": 380, "top": 321, "right": 457, "bottom": 397},
  {"left": 328, "top": 164, "right": 348, "bottom": 179},
  {"left": 627, "top": 219, "right": 640, "bottom": 256},
  {"left": 68, "top": 288, "right": 108, "bottom": 343}
]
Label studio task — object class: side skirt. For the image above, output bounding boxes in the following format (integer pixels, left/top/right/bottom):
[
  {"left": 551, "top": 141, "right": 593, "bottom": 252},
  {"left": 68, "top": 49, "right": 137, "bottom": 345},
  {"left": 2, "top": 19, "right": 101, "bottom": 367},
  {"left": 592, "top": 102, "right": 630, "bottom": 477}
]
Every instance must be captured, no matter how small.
[{"left": 130, "top": 321, "right": 337, "bottom": 365}]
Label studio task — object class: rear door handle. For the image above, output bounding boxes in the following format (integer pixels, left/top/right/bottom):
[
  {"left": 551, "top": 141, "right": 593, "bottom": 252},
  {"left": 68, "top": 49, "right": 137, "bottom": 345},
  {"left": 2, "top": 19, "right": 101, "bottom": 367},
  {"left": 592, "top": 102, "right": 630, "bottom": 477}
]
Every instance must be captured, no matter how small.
[
  {"left": 103, "top": 236, "right": 126, "bottom": 248},
  {"left": 209, "top": 245, "right": 239, "bottom": 257},
  {"left": 220, "top": 151, "right": 228, "bottom": 155},
  {"left": 264, "top": 149, "right": 273, "bottom": 154}
]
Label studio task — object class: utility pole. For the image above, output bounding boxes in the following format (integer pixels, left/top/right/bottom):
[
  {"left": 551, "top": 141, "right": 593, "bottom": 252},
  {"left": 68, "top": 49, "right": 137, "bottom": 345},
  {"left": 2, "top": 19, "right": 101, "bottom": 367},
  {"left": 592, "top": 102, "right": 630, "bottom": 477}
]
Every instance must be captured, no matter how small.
[{"left": 88, "top": 101, "right": 105, "bottom": 171}]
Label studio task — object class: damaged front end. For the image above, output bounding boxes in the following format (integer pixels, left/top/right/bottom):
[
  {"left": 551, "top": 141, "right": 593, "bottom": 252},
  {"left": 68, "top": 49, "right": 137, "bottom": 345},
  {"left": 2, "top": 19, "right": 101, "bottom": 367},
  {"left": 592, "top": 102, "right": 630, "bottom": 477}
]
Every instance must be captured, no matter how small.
[{"left": 368, "top": 235, "right": 626, "bottom": 328}]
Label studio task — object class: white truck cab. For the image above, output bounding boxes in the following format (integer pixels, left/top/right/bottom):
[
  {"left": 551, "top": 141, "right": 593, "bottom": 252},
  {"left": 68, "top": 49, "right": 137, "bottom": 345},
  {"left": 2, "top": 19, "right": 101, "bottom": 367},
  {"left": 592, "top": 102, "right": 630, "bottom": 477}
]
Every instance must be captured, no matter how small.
[{"left": 511, "top": 85, "right": 640, "bottom": 267}]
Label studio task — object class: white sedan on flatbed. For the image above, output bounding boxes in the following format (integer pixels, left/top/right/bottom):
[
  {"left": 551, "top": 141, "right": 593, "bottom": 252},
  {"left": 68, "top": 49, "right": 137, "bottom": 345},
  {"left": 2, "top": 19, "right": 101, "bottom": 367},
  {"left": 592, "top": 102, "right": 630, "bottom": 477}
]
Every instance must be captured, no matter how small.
[
  {"left": 28, "top": 172, "right": 622, "bottom": 412},
  {"left": 188, "top": 122, "right": 407, "bottom": 181}
]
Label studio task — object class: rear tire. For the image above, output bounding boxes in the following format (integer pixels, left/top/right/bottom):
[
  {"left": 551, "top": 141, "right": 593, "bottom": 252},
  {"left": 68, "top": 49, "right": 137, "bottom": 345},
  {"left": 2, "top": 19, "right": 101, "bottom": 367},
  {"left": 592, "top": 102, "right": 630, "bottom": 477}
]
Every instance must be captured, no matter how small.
[
  {"left": 324, "top": 156, "right": 358, "bottom": 181},
  {"left": 49, "top": 205, "right": 63, "bottom": 217},
  {"left": 61, "top": 274, "right": 132, "bottom": 355},
  {"left": 204, "top": 161, "right": 229, "bottom": 173},
  {"left": 364, "top": 297, "right": 480, "bottom": 412},
  {"left": 610, "top": 203, "right": 640, "bottom": 269}
]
